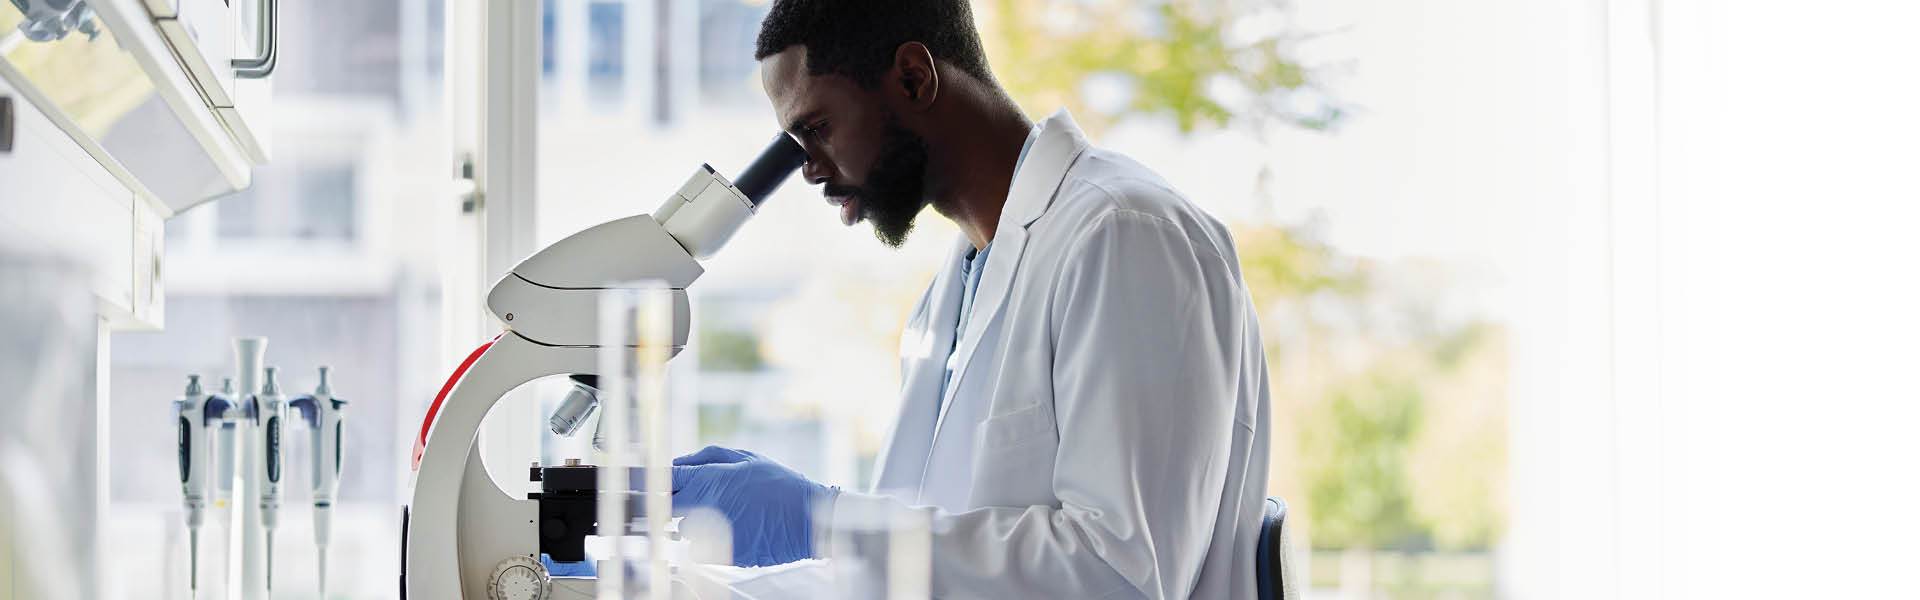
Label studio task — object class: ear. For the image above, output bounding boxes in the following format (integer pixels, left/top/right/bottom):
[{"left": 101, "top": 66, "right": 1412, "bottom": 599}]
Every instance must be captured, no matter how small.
[{"left": 891, "top": 42, "right": 940, "bottom": 111}]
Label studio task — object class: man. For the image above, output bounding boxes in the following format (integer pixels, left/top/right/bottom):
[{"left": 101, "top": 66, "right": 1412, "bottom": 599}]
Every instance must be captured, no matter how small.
[{"left": 666, "top": 1, "right": 1273, "bottom": 597}]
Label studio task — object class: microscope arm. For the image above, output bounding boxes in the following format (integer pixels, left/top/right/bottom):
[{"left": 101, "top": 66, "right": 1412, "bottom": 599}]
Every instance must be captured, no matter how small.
[{"left": 407, "top": 335, "right": 601, "bottom": 599}]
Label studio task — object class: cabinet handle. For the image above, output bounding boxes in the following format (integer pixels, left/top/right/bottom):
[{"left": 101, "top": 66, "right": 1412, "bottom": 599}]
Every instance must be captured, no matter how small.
[
  {"left": 1, "top": 97, "right": 13, "bottom": 154},
  {"left": 231, "top": 0, "right": 278, "bottom": 79}
]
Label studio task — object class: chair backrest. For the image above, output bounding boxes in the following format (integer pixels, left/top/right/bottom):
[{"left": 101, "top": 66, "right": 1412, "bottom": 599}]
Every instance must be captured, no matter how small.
[{"left": 1255, "top": 497, "right": 1296, "bottom": 600}]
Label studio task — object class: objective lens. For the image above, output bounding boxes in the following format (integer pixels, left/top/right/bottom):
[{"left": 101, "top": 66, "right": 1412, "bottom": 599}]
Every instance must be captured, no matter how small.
[{"left": 548, "top": 383, "right": 600, "bottom": 437}]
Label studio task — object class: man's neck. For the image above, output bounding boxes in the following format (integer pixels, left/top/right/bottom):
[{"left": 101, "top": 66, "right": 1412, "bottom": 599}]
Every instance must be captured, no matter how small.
[{"left": 929, "top": 101, "right": 1033, "bottom": 251}]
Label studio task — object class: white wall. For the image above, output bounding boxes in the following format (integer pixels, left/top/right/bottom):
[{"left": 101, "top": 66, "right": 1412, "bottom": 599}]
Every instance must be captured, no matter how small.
[
  {"left": 1663, "top": 1, "right": 1920, "bottom": 596},
  {"left": 1502, "top": 0, "right": 1920, "bottom": 597}
]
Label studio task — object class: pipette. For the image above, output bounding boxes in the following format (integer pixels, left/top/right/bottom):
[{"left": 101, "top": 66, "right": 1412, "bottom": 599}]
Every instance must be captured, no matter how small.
[
  {"left": 291, "top": 366, "right": 346, "bottom": 597},
  {"left": 174, "top": 375, "right": 225, "bottom": 595},
  {"left": 217, "top": 375, "right": 240, "bottom": 507},
  {"left": 255, "top": 367, "right": 289, "bottom": 593}
]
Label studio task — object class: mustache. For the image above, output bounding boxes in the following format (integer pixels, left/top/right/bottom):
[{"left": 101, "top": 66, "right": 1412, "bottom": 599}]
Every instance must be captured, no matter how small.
[{"left": 822, "top": 183, "right": 864, "bottom": 198}]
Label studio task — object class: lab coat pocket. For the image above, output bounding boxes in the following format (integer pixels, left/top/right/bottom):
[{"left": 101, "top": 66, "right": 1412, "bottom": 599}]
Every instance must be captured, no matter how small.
[
  {"left": 969, "top": 403, "right": 1060, "bottom": 507},
  {"left": 979, "top": 402, "right": 1059, "bottom": 449}
]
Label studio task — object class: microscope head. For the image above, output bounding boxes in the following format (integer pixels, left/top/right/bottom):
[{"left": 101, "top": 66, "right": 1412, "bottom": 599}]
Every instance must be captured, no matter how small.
[
  {"left": 507, "top": 133, "right": 805, "bottom": 290},
  {"left": 486, "top": 134, "right": 805, "bottom": 349}
]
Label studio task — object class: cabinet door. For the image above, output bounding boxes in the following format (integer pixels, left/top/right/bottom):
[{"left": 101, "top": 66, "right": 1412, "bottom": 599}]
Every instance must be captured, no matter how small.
[
  {"left": 0, "top": 71, "right": 142, "bottom": 326},
  {"left": 2, "top": 0, "right": 252, "bottom": 213},
  {"left": 149, "top": 0, "right": 274, "bottom": 162}
]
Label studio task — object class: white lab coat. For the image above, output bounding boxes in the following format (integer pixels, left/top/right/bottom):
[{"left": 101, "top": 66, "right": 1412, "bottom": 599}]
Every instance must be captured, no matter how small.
[{"left": 832, "top": 110, "right": 1272, "bottom": 599}]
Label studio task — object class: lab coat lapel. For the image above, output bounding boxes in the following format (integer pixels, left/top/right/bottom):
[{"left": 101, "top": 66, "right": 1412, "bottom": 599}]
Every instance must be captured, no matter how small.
[
  {"left": 871, "top": 236, "right": 975, "bottom": 494},
  {"left": 928, "top": 110, "right": 1091, "bottom": 444}
]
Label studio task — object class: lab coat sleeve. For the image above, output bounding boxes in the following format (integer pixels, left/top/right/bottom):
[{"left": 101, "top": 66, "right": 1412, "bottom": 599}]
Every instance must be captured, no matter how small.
[{"left": 834, "top": 202, "right": 1245, "bottom": 599}]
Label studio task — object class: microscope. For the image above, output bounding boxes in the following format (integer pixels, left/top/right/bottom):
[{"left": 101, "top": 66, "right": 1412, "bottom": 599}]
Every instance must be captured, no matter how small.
[{"left": 401, "top": 133, "right": 808, "bottom": 599}]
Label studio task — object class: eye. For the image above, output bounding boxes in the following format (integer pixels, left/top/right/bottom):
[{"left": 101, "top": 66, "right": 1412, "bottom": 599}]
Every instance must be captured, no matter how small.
[{"left": 802, "top": 121, "right": 827, "bottom": 140}]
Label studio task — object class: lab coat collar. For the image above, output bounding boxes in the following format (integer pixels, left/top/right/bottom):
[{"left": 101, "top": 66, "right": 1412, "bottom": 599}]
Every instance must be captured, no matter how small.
[
  {"left": 925, "top": 109, "right": 1091, "bottom": 456},
  {"left": 1001, "top": 110, "right": 1088, "bottom": 230}
]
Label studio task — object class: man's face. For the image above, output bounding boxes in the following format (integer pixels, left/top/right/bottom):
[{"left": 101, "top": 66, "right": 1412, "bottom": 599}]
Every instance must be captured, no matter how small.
[{"left": 762, "top": 46, "right": 932, "bottom": 248}]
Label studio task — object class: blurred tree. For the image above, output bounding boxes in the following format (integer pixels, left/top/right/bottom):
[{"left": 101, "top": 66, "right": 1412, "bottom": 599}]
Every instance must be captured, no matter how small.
[
  {"left": 1300, "top": 371, "right": 1425, "bottom": 549},
  {"left": 1235, "top": 222, "right": 1509, "bottom": 558},
  {"left": 698, "top": 326, "right": 767, "bottom": 372},
  {"left": 1407, "top": 323, "right": 1509, "bottom": 551},
  {"left": 980, "top": 0, "right": 1342, "bottom": 134},
  {"left": 1234, "top": 224, "right": 1365, "bottom": 298}
]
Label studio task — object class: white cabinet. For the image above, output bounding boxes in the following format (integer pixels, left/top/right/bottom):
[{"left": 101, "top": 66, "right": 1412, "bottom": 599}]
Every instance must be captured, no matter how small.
[
  {"left": 2, "top": 0, "right": 274, "bottom": 215},
  {"left": 139, "top": 0, "right": 275, "bottom": 162},
  {"left": 0, "top": 71, "right": 161, "bottom": 329},
  {"left": 0, "top": 0, "right": 275, "bottom": 330}
]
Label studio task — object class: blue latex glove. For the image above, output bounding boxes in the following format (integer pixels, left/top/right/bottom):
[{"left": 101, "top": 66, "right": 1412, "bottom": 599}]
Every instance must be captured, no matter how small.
[
  {"left": 540, "top": 553, "right": 597, "bottom": 577},
  {"left": 667, "top": 445, "right": 838, "bottom": 567}
]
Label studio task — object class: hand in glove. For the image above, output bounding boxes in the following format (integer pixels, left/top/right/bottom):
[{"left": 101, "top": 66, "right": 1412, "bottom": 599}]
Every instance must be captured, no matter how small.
[{"left": 667, "top": 445, "right": 838, "bottom": 567}]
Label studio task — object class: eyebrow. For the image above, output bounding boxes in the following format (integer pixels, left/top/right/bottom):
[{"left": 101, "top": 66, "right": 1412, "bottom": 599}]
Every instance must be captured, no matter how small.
[{"left": 786, "top": 110, "right": 824, "bottom": 135}]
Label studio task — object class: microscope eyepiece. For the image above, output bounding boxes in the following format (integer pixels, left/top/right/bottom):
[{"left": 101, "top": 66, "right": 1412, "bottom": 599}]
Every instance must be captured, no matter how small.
[{"left": 732, "top": 133, "right": 808, "bottom": 207}]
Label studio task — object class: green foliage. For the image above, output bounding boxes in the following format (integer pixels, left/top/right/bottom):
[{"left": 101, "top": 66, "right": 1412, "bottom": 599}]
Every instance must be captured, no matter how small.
[
  {"left": 986, "top": 0, "right": 1333, "bottom": 134},
  {"left": 1233, "top": 225, "right": 1366, "bottom": 298},
  {"left": 1300, "top": 373, "right": 1426, "bottom": 549},
  {"left": 698, "top": 327, "right": 766, "bottom": 372},
  {"left": 1430, "top": 321, "right": 1490, "bottom": 371},
  {"left": 1407, "top": 325, "right": 1508, "bottom": 550},
  {"left": 1234, "top": 222, "right": 1508, "bottom": 551}
]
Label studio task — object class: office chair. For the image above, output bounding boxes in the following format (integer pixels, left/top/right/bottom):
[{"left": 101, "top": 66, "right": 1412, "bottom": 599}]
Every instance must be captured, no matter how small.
[{"left": 1255, "top": 497, "right": 1297, "bottom": 600}]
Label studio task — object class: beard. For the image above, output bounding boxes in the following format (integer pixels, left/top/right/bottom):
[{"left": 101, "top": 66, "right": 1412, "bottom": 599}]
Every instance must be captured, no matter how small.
[{"left": 826, "top": 113, "right": 931, "bottom": 248}]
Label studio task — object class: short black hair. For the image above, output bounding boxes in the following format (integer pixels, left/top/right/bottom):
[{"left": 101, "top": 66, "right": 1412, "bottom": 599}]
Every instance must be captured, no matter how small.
[{"left": 755, "top": 0, "right": 995, "bottom": 89}]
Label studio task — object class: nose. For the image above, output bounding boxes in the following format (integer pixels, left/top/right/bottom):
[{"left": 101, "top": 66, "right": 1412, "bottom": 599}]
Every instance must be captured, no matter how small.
[{"left": 801, "top": 154, "right": 832, "bottom": 186}]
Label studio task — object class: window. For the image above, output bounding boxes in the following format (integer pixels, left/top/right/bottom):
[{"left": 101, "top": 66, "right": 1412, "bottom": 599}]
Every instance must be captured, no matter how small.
[
  {"left": 296, "top": 165, "right": 359, "bottom": 241},
  {"left": 542, "top": 0, "right": 558, "bottom": 75},
  {"left": 587, "top": 1, "right": 626, "bottom": 105},
  {"left": 697, "top": 0, "right": 768, "bottom": 103},
  {"left": 217, "top": 183, "right": 260, "bottom": 239},
  {"left": 214, "top": 163, "right": 359, "bottom": 242}
]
